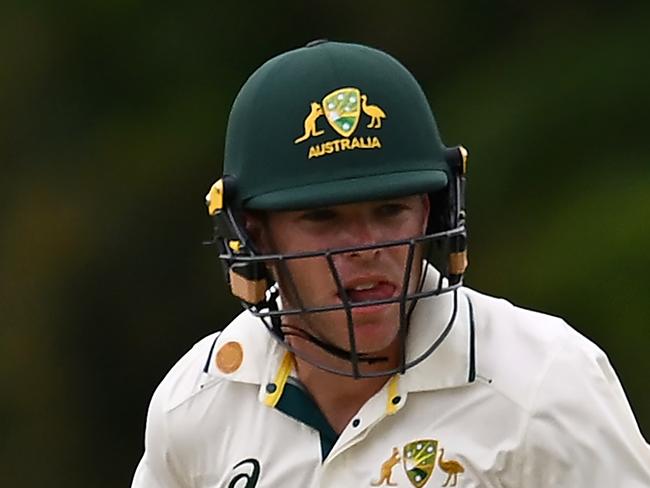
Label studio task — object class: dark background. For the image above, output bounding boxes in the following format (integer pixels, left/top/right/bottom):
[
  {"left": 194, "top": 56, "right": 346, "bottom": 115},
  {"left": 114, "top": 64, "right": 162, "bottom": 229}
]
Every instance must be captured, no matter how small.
[{"left": 1, "top": 2, "right": 648, "bottom": 486}]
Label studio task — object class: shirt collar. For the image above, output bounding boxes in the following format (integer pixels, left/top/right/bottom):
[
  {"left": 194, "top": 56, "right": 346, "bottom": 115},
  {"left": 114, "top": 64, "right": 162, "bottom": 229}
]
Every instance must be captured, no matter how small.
[{"left": 400, "top": 265, "right": 475, "bottom": 393}]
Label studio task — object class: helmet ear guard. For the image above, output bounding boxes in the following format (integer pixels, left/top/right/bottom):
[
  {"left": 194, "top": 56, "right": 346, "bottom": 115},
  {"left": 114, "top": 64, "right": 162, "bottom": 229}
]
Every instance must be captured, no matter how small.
[
  {"left": 443, "top": 145, "right": 469, "bottom": 285},
  {"left": 206, "top": 176, "right": 271, "bottom": 305}
]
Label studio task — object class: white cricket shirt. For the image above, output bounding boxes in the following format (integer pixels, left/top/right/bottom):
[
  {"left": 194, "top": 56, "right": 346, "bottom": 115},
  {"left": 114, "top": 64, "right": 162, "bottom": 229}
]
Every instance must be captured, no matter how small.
[{"left": 132, "top": 269, "right": 650, "bottom": 487}]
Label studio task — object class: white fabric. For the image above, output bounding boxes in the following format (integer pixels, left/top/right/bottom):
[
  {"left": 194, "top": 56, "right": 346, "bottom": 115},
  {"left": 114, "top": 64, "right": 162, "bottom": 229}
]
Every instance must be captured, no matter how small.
[{"left": 132, "top": 271, "right": 650, "bottom": 487}]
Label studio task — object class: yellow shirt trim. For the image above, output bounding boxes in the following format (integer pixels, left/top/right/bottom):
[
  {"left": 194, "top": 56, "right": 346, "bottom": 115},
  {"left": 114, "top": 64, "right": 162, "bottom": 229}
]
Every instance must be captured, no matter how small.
[
  {"left": 263, "top": 352, "right": 295, "bottom": 408},
  {"left": 386, "top": 374, "right": 401, "bottom": 415}
]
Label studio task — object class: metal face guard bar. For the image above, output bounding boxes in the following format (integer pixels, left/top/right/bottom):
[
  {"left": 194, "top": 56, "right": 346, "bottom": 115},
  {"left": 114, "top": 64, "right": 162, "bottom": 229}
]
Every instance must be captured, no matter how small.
[
  {"left": 223, "top": 228, "right": 464, "bottom": 316},
  {"left": 230, "top": 235, "right": 458, "bottom": 378},
  {"left": 219, "top": 222, "right": 465, "bottom": 263}
]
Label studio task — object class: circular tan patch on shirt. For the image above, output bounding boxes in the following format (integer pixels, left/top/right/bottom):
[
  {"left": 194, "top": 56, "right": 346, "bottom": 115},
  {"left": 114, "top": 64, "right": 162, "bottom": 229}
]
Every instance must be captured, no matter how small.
[{"left": 216, "top": 341, "right": 243, "bottom": 374}]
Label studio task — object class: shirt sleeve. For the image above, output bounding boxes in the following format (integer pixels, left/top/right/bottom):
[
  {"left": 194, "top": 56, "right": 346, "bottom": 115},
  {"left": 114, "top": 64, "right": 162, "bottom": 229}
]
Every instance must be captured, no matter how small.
[
  {"left": 130, "top": 332, "right": 221, "bottom": 488},
  {"left": 520, "top": 334, "right": 650, "bottom": 486},
  {"left": 130, "top": 383, "right": 188, "bottom": 488}
]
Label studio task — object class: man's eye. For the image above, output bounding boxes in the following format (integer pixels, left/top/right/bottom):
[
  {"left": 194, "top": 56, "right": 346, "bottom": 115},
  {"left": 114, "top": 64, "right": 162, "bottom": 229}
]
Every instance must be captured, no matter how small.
[
  {"left": 376, "top": 203, "right": 407, "bottom": 217},
  {"left": 300, "top": 209, "right": 337, "bottom": 222}
]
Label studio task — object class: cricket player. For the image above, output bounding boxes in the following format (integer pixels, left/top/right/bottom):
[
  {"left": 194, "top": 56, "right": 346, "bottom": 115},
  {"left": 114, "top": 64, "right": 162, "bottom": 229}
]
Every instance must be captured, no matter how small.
[{"left": 132, "top": 41, "right": 650, "bottom": 487}]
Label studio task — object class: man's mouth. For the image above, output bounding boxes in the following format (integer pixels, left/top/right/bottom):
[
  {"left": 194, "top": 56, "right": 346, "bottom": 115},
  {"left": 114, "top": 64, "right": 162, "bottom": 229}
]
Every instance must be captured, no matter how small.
[{"left": 339, "top": 281, "right": 397, "bottom": 304}]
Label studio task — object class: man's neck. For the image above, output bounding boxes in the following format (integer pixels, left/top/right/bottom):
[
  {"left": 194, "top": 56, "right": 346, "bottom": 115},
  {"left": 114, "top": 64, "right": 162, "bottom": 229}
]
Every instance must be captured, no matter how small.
[{"left": 293, "top": 354, "right": 395, "bottom": 434}]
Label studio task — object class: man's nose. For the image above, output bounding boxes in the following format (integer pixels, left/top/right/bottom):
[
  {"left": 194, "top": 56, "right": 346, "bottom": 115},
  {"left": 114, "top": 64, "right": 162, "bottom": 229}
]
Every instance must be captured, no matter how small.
[
  {"left": 346, "top": 244, "right": 380, "bottom": 260},
  {"left": 338, "top": 220, "right": 382, "bottom": 259}
]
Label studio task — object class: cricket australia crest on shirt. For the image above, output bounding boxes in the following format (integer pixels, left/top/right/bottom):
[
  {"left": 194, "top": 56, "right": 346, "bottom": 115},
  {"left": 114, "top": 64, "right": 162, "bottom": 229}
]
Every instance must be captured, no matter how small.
[
  {"left": 293, "top": 87, "right": 385, "bottom": 159},
  {"left": 371, "top": 439, "right": 465, "bottom": 487},
  {"left": 402, "top": 439, "right": 437, "bottom": 487}
]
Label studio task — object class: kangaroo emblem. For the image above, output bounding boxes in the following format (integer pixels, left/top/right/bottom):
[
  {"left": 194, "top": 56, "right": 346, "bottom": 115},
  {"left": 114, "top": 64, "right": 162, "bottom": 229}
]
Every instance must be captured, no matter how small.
[
  {"left": 294, "top": 102, "right": 324, "bottom": 143},
  {"left": 371, "top": 447, "right": 401, "bottom": 486}
]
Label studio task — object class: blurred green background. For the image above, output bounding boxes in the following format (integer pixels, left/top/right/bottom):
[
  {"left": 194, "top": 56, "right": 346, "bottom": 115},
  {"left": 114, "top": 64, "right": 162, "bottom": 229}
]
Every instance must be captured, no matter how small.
[{"left": 1, "top": 1, "right": 648, "bottom": 486}]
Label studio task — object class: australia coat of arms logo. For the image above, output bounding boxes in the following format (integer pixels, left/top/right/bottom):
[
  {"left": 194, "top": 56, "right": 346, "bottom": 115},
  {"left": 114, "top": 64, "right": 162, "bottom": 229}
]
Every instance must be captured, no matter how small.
[
  {"left": 293, "top": 87, "right": 386, "bottom": 159},
  {"left": 370, "top": 439, "right": 465, "bottom": 487}
]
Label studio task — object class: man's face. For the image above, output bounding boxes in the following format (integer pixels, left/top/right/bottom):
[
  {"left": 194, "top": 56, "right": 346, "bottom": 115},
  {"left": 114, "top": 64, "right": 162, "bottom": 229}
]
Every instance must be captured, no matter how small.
[{"left": 249, "top": 194, "right": 430, "bottom": 363}]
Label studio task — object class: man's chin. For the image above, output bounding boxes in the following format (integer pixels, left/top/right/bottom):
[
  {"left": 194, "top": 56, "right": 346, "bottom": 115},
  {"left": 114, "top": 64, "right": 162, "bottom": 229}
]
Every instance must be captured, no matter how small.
[
  {"left": 296, "top": 307, "right": 401, "bottom": 356},
  {"left": 341, "top": 319, "right": 400, "bottom": 356}
]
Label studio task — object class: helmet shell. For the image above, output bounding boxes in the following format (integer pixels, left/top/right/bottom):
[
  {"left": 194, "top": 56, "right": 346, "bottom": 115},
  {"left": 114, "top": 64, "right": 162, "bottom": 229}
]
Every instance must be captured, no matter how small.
[{"left": 224, "top": 41, "right": 449, "bottom": 210}]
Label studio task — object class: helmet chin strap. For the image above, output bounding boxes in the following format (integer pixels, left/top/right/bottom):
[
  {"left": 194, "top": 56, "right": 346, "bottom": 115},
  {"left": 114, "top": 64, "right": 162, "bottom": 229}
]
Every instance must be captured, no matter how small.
[{"left": 279, "top": 323, "right": 390, "bottom": 365}]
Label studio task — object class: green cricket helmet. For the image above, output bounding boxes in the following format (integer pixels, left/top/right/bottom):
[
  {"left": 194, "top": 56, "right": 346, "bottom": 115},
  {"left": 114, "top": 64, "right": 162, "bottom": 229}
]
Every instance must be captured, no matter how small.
[{"left": 206, "top": 40, "right": 468, "bottom": 378}]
